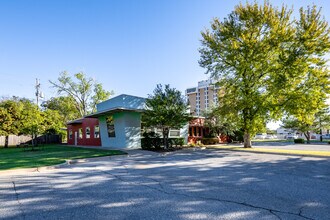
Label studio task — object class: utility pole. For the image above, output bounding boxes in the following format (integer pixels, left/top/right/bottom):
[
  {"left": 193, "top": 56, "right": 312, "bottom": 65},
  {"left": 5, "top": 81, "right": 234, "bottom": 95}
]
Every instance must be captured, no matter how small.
[
  {"left": 34, "top": 78, "right": 44, "bottom": 147},
  {"left": 35, "top": 78, "right": 44, "bottom": 107}
]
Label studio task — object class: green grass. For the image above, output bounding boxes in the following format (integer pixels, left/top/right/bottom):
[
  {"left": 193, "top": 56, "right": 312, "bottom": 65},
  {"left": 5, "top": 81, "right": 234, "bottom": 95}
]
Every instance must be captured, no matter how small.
[
  {"left": 0, "top": 145, "right": 126, "bottom": 171},
  {"left": 206, "top": 145, "right": 330, "bottom": 157},
  {"left": 252, "top": 139, "right": 328, "bottom": 143},
  {"left": 251, "top": 139, "right": 293, "bottom": 143}
]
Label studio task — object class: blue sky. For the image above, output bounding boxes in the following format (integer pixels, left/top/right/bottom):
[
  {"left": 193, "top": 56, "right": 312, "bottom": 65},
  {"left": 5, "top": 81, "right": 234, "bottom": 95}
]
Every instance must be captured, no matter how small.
[{"left": 0, "top": 0, "right": 329, "bottom": 104}]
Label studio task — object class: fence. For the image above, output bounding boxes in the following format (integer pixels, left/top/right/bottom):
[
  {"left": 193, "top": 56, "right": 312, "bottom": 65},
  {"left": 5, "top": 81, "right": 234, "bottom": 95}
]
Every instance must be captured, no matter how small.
[{"left": 0, "top": 134, "right": 62, "bottom": 146}]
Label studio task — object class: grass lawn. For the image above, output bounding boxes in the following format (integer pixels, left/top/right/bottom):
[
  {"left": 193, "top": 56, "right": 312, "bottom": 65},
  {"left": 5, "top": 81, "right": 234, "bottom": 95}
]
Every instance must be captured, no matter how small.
[
  {"left": 251, "top": 139, "right": 293, "bottom": 143},
  {"left": 206, "top": 145, "right": 330, "bottom": 157},
  {"left": 252, "top": 139, "right": 329, "bottom": 144},
  {"left": 0, "top": 145, "right": 126, "bottom": 171}
]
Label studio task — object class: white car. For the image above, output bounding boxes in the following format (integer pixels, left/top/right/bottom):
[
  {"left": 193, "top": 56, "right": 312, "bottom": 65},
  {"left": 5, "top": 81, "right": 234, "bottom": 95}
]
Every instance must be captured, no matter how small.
[
  {"left": 265, "top": 135, "right": 275, "bottom": 139},
  {"left": 286, "top": 134, "right": 298, "bottom": 139},
  {"left": 255, "top": 133, "right": 267, "bottom": 139}
]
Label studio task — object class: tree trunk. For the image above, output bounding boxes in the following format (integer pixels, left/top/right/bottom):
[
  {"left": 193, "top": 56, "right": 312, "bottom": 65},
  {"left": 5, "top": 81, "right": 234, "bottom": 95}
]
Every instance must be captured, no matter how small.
[
  {"left": 31, "top": 133, "right": 35, "bottom": 150},
  {"left": 304, "top": 131, "right": 310, "bottom": 144},
  {"left": 243, "top": 132, "right": 252, "bottom": 148},
  {"left": 4, "top": 135, "right": 9, "bottom": 148},
  {"left": 163, "top": 127, "right": 169, "bottom": 149},
  {"left": 320, "top": 129, "right": 323, "bottom": 142}
]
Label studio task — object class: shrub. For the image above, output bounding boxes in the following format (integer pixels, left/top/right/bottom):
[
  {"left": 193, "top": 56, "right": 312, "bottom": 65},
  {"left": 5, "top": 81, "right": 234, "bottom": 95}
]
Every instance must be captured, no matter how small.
[
  {"left": 201, "top": 138, "right": 219, "bottom": 145},
  {"left": 141, "top": 132, "right": 185, "bottom": 150},
  {"left": 294, "top": 138, "right": 305, "bottom": 144},
  {"left": 141, "top": 138, "right": 162, "bottom": 150},
  {"left": 196, "top": 140, "right": 204, "bottom": 146},
  {"left": 188, "top": 142, "right": 196, "bottom": 147},
  {"left": 233, "top": 130, "right": 244, "bottom": 142},
  {"left": 141, "top": 131, "right": 162, "bottom": 150},
  {"left": 169, "top": 138, "right": 184, "bottom": 147}
]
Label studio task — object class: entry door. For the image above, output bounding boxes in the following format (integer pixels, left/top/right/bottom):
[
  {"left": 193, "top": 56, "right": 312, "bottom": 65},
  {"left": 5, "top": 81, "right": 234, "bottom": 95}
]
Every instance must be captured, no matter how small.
[{"left": 74, "top": 132, "right": 78, "bottom": 145}]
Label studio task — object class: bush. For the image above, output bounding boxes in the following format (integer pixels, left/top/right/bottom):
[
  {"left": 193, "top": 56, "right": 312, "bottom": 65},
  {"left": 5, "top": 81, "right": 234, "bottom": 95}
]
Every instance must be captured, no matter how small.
[
  {"left": 233, "top": 130, "right": 244, "bottom": 142},
  {"left": 141, "top": 132, "right": 185, "bottom": 150},
  {"left": 188, "top": 142, "right": 196, "bottom": 147},
  {"left": 141, "top": 131, "right": 162, "bottom": 150},
  {"left": 294, "top": 138, "right": 305, "bottom": 144},
  {"left": 201, "top": 138, "right": 219, "bottom": 145},
  {"left": 169, "top": 138, "right": 184, "bottom": 147}
]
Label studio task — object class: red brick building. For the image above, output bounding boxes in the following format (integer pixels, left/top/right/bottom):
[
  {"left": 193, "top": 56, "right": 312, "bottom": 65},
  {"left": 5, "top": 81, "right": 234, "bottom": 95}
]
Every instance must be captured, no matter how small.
[
  {"left": 188, "top": 117, "right": 228, "bottom": 144},
  {"left": 67, "top": 118, "right": 101, "bottom": 146},
  {"left": 188, "top": 117, "right": 210, "bottom": 143}
]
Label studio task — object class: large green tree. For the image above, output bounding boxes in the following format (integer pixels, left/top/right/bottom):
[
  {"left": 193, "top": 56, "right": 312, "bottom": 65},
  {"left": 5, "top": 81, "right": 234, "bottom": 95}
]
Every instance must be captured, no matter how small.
[
  {"left": 0, "top": 98, "right": 24, "bottom": 147},
  {"left": 143, "top": 84, "right": 191, "bottom": 149},
  {"left": 0, "top": 97, "right": 65, "bottom": 147},
  {"left": 42, "top": 96, "right": 80, "bottom": 122},
  {"left": 282, "top": 106, "right": 330, "bottom": 143},
  {"left": 203, "top": 107, "right": 238, "bottom": 138},
  {"left": 20, "top": 99, "right": 65, "bottom": 145},
  {"left": 315, "top": 107, "right": 330, "bottom": 141},
  {"left": 199, "top": 2, "right": 330, "bottom": 148},
  {"left": 20, "top": 100, "right": 45, "bottom": 146},
  {"left": 49, "top": 72, "right": 113, "bottom": 117}
]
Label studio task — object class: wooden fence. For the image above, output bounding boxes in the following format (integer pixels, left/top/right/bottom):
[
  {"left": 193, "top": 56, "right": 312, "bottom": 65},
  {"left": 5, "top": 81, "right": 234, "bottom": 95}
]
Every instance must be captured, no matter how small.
[{"left": 0, "top": 134, "right": 62, "bottom": 147}]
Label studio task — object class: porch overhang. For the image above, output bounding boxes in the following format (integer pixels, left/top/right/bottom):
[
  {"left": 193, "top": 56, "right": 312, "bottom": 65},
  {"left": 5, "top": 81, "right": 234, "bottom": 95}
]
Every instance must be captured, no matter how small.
[
  {"left": 85, "top": 107, "right": 145, "bottom": 118},
  {"left": 66, "top": 118, "right": 84, "bottom": 125}
]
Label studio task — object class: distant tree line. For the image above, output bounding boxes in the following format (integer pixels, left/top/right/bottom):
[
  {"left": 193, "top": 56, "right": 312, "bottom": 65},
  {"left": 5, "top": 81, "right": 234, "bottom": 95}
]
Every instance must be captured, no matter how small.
[{"left": 0, "top": 72, "right": 113, "bottom": 148}]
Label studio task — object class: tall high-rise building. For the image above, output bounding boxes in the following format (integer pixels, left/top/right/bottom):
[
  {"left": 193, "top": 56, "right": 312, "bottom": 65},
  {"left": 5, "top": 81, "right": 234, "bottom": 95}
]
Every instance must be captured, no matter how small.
[{"left": 186, "top": 79, "right": 220, "bottom": 116}]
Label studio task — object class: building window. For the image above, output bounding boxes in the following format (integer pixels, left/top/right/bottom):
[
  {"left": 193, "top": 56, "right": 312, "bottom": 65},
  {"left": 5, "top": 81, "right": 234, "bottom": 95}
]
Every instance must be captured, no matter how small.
[
  {"left": 193, "top": 127, "right": 197, "bottom": 136},
  {"left": 78, "top": 128, "right": 83, "bottom": 139},
  {"left": 69, "top": 130, "right": 73, "bottom": 139},
  {"left": 189, "top": 127, "right": 193, "bottom": 136},
  {"left": 106, "top": 116, "right": 116, "bottom": 137},
  {"left": 86, "top": 127, "right": 90, "bottom": 139},
  {"left": 94, "top": 126, "right": 100, "bottom": 138},
  {"left": 169, "top": 129, "right": 180, "bottom": 137}
]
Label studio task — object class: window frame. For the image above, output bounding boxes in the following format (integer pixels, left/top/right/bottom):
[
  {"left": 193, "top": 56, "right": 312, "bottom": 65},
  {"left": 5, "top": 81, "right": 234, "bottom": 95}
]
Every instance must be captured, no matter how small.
[
  {"left": 86, "top": 127, "right": 91, "bottom": 139},
  {"left": 94, "top": 125, "right": 100, "bottom": 138},
  {"left": 106, "top": 116, "right": 116, "bottom": 138},
  {"left": 78, "top": 128, "right": 83, "bottom": 139}
]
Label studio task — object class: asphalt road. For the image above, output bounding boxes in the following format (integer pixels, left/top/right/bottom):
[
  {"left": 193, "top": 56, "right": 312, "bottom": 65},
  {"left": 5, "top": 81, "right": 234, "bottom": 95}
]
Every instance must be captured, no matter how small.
[{"left": 1, "top": 149, "right": 329, "bottom": 220}]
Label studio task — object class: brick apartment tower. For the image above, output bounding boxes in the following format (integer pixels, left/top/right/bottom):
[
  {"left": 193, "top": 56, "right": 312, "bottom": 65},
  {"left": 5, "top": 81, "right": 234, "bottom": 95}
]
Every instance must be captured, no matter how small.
[{"left": 186, "top": 79, "right": 220, "bottom": 116}]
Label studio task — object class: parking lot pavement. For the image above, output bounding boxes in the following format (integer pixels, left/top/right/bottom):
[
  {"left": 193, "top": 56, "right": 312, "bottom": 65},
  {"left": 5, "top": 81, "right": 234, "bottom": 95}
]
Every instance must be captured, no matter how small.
[{"left": 1, "top": 148, "right": 329, "bottom": 220}]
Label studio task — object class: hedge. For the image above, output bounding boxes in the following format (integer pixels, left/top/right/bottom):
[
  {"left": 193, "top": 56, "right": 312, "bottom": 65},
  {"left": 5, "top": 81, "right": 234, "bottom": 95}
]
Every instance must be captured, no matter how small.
[
  {"left": 141, "top": 137, "right": 184, "bottom": 150},
  {"left": 294, "top": 138, "right": 305, "bottom": 144},
  {"left": 201, "top": 138, "right": 219, "bottom": 145}
]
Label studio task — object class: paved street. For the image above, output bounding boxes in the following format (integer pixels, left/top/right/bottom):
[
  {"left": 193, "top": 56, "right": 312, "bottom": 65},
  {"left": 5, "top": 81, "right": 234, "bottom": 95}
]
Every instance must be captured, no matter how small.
[{"left": 1, "top": 149, "right": 329, "bottom": 220}]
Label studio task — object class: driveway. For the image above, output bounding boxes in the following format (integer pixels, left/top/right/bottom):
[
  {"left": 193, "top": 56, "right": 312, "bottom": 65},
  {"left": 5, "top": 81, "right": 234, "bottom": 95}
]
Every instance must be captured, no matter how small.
[{"left": 1, "top": 149, "right": 329, "bottom": 220}]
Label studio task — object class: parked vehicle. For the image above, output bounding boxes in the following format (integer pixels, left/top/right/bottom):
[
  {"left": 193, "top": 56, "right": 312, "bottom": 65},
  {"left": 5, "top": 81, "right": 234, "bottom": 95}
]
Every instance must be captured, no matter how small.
[
  {"left": 286, "top": 133, "right": 298, "bottom": 140},
  {"left": 321, "top": 134, "right": 330, "bottom": 139},
  {"left": 254, "top": 133, "right": 267, "bottom": 139},
  {"left": 265, "top": 134, "right": 277, "bottom": 139}
]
